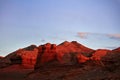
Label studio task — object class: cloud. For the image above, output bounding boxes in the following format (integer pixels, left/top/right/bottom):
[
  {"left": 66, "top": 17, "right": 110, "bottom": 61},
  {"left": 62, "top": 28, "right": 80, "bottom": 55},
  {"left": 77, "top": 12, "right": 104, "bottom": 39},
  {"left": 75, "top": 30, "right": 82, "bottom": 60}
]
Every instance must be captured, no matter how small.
[
  {"left": 77, "top": 32, "right": 120, "bottom": 40},
  {"left": 77, "top": 32, "right": 100, "bottom": 39},
  {"left": 40, "top": 39, "right": 45, "bottom": 42},
  {"left": 107, "top": 34, "right": 120, "bottom": 40},
  {"left": 77, "top": 32, "right": 89, "bottom": 39}
]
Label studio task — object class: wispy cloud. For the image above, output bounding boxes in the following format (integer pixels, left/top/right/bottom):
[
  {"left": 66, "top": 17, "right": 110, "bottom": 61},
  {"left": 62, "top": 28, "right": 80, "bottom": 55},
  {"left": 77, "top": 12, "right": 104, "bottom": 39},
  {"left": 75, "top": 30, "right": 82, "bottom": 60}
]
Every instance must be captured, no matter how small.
[
  {"left": 40, "top": 39, "right": 46, "bottom": 42},
  {"left": 107, "top": 34, "right": 120, "bottom": 40},
  {"left": 77, "top": 32, "right": 120, "bottom": 40},
  {"left": 77, "top": 32, "right": 100, "bottom": 39},
  {"left": 77, "top": 32, "right": 89, "bottom": 39}
]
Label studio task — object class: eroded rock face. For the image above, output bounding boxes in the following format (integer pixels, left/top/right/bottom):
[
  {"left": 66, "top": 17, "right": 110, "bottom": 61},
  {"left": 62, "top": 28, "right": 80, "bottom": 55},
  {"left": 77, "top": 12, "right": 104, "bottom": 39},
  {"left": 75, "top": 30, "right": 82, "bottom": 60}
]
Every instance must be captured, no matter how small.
[
  {"left": 40, "top": 43, "right": 57, "bottom": 64},
  {"left": 0, "top": 45, "right": 38, "bottom": 68},
  {"left": 56, "top": 41, "right": 93, "bottom": 64},
  {"left": 35, "top": 43, "right": 57, "bottom": 69},
  {"left": 90, "top": 49, "right": 111, "bottom": 61},
  {"left": 10, "top": 54, "right": 22, "bottom": 64},
  {"left": 77, "top": 53, "right": 89, "bottom": 63},
  {"left": 35, "top": 41, "right": 92, "bottom": 70},
  {"left": 26, "top": 46, "right": 120, "bottom": 80},
  {"left": 18, "top": 48, "right": 38, "bottom": 68},
  {"left": 57, "top": 41, "right": 94, "bottom": 57},
  {"left": 59, "top": 53, "right": 78, "bottom": 65}
]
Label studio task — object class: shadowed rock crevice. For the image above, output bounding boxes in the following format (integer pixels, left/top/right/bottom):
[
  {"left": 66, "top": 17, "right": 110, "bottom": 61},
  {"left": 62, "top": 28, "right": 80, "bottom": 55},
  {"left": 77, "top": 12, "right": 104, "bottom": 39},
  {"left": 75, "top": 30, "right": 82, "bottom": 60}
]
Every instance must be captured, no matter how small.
[{"left": 10, "top": 54, "right": 22, "bottom": 64}]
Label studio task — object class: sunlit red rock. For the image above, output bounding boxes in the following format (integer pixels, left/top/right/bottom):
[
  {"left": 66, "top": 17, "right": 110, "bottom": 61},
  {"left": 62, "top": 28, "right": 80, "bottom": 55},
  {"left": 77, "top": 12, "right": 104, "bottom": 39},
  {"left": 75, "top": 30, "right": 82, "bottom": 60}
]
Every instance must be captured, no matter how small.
[
  {"left": 0, "top": 45, "right": 38, "bottom": 68},
  {"left": 35, "top": 41, "right": 94, "bottom": 70},
  {"left": 90, "top": 49, "right": 111, "bottom": 61},
  {"left": 35, "top": 43, "right": 57, "bottom": 69},
  {"left": 40, "top": 43, "right": 56, "bottom": 64},
  {"left": 19, "top": 48, "right": 38, "bottom": 68},
  {"left": 56, "top": 41, "right": 94, "bottom": 64},
  {"left": 57, "top": 41, "right": 94, "bottom": 56},
  {"left": 77, "top": 53, "right": 89, "bottom": 63}
]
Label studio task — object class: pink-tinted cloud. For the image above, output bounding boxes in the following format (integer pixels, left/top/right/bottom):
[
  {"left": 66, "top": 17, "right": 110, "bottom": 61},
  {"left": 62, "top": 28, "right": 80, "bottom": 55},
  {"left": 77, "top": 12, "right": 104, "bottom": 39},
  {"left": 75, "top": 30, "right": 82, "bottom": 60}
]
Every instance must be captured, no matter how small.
[
  {"left": 107, "top": 34, "right": 120, "bottom": 39},
  {"left": 77, "top": 32, "right": 89, "bottom": 39},
  {"left": 77, "top": 32, "right": 120, "bottom": 40}
]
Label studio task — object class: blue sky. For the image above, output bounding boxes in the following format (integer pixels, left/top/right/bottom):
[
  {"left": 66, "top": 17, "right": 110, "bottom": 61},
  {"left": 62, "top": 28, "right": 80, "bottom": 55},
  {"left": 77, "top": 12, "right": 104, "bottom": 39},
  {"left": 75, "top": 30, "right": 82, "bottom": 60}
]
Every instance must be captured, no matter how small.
[{"left": 0, "top": 0, "right": 120, "bottom": 56}]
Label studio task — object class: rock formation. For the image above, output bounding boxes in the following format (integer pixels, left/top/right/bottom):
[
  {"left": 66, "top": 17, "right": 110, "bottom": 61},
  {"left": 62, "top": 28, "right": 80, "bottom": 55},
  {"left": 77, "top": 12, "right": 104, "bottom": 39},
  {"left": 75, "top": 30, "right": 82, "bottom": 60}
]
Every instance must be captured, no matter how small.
[
  {"left": 26, "top": 46, "right": 120, "bottom": 80},
  {"left": 0, "top": 45, "right": 38, "bottom": 68},
  {"left": 0, "top": 41, "right": 120, "bottom": 80},
  {"left": 35, "top": 43, "right": 57, "bottom": 69},
  {"left": 35, "top": 41, "right": 94, "bottom": 70},
  {"left": 90, "top": 49, "right": 111, "bottom": 61},
  {"left": 0, "top": 56, "right": 3, "bottom": 59}
]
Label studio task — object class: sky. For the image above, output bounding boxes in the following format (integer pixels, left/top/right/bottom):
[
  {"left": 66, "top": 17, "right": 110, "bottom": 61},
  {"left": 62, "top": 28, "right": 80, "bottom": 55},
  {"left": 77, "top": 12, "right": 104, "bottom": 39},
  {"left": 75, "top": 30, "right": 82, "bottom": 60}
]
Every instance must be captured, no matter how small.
[{"left": 0, "top": 0, "right": 120, "bottom": 56}]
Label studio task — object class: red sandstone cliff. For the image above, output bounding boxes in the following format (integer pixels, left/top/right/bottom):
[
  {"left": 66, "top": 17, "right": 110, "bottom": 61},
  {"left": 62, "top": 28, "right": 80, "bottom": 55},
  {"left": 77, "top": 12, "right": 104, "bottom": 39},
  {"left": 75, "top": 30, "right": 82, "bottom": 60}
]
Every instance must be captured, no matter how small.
[
  {"left": 0, "top": 45, "right": 38, "bottom": 68},
  {"left": 35, "top": 41, "right": 95, "bottom": 69}
]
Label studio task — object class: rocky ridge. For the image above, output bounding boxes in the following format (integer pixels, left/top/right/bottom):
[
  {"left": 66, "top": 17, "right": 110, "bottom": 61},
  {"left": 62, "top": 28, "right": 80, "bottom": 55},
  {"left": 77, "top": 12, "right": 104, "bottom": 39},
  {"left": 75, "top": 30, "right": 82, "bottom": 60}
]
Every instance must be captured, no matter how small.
[{"left": 0, "top": 41, "right": 120, "bottom": 80}]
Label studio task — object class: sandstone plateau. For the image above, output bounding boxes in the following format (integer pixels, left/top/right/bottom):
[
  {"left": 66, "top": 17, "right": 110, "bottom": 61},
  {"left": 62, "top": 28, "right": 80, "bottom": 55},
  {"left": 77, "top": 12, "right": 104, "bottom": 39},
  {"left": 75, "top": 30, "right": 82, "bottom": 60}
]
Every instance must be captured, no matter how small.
[{"left": 0, "top": 41, "right": 120, "bottom": 80}]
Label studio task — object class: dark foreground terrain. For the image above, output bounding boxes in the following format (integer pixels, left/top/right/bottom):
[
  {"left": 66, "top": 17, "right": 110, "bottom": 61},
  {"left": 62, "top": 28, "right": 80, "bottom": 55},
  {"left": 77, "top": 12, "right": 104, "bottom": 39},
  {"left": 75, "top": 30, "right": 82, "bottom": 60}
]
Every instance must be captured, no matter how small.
[{"left": 0, "top": 65, "right": 33, "bottom": 80}]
